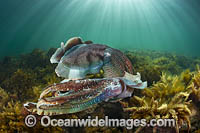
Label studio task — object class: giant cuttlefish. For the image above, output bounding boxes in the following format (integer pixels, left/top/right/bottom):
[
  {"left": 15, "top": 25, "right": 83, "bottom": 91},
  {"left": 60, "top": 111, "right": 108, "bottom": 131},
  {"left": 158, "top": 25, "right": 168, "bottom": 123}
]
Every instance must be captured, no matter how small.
[{"left": 24, "top": 37, "right": 147, "bottom": 116}]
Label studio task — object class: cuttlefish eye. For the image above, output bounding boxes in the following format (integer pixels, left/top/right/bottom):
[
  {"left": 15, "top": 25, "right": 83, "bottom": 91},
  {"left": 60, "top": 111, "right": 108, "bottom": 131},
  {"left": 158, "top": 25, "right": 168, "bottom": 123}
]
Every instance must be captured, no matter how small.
[
  {"left": 59, "top": 91, "right": 69, "bottom": 94},
  {"left": 57, "top": 90, "right": 73, "bottom": 96}
]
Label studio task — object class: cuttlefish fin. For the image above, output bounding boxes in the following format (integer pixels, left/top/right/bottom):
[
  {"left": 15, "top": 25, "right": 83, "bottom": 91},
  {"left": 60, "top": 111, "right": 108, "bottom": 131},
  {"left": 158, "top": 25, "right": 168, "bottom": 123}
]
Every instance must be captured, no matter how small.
[
  {"left": 64, "top": 37, "right": 83, "bottom": 51},
  {"left": 61, "top": 42, "right": 65, "bottom": 49},
  {"left": 84, "top": 40, "right": 93, "bottom": 44}
]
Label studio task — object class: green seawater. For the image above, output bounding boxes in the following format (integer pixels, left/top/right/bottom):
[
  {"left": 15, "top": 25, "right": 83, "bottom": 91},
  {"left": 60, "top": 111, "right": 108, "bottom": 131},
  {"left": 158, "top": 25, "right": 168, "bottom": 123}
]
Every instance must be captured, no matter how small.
[{"left": 0, "top": 0, "right": 200, "bottom": 57}]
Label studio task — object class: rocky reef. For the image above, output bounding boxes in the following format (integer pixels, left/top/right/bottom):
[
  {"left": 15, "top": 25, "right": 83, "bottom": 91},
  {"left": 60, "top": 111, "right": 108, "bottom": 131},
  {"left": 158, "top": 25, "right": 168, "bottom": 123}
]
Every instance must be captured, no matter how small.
[{"left": 0, "top": 48, "right": 200, "bottom": 132}]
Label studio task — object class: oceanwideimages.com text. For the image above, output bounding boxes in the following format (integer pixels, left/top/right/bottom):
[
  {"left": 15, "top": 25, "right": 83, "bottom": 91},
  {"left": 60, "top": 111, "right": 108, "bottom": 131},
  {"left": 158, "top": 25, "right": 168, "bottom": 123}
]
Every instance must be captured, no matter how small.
[{"left": 25, "top": 115, "right": 175, "bottom": 129}]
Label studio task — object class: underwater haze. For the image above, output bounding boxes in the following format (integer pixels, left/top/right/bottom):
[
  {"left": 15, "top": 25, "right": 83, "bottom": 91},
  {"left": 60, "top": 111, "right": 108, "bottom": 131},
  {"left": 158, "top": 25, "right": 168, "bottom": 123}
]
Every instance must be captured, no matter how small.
[{"left": 0, "top": 0, "right": 200, "bottom": 58}]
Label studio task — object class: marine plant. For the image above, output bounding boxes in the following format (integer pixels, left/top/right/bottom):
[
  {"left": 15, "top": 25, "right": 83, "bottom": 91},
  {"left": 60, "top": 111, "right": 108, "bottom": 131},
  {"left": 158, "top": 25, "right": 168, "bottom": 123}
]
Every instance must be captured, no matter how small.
[
  {"left": 0, "top": 87, "right": 10, "bottom": 111},
  {"left": 188, "top": 66, "right": 200, "bottom": 108},
  {"left": 143, "top": 73, "right": 188, "bottom": 101},
  {"left": 125, "top": 50, "right": 197, "bottom": 86},
  {"left": 0, "top": 100, "right": 63, "bottom": 132},
  {"left": 19, "top": 48, "right": 50, "bottom": 69},
  {"left": 123, "top": 72, "right": 192, "bottom": 133},
  {"left": 126, "top": 51, "right": 162, "bottom": 85},
  {"left": 152, "top": 57, "right": 182, "bottom": 74},
  {"left": 0, "top": 101, "right": 25, "bottom": 132},
  {"left": 0, "top": 76, "right": 63, "bottom": 132},
  {"left": 124, "top": 92, "right": 191, "bottom": 132},
  {"left": 1, "top": 69, "right": 37, "bottom": 102}
]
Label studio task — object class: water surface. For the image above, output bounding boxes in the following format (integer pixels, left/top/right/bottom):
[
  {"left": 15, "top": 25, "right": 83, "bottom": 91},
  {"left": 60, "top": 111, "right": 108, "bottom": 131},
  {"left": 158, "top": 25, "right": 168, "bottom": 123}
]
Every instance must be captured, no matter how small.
[{"left": 0, "top": 0, "right": 200, "bottom": 57}]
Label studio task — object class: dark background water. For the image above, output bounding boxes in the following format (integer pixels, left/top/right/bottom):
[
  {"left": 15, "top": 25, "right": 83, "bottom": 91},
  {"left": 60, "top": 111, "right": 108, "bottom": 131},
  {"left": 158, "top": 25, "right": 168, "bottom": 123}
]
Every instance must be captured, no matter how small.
[{"left": 0, "top": 0, "right": 200, "bottom": 58}]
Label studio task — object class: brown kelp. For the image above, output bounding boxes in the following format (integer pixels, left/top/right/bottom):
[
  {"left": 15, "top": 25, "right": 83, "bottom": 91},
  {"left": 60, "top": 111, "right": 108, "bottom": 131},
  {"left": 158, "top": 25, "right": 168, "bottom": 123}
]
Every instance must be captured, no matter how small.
[
  {"left": 123, "top": 72, "right": 192, "bottom": 133},
  {"left": 189, "top": 67, "right": 200, "bottom": 105}
]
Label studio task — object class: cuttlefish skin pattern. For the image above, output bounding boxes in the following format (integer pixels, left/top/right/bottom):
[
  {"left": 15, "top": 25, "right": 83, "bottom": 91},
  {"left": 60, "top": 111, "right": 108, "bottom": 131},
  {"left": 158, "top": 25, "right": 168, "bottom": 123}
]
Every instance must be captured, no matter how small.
[
  {"left": 36, "top": 78, "right": 124, "bottom": 115},
  {"left": 51, "top": 37, "right": 133, "bottom": 79},
  {"left": 24, "top": 37, "right": 147, "bottom": 116},
  {"left": 24, "top": 74, "right": 146, "bottom": 116}
]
